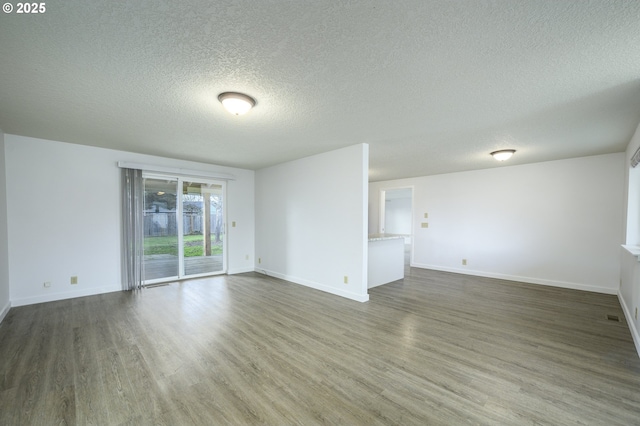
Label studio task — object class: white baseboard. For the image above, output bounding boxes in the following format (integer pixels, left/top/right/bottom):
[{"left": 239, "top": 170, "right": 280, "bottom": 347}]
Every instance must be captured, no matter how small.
[
  {"left": 410, "top": 263, "right": 618, "bottom": 295},
  {"left": 11, "top": 285, "right": 122, "bottom": 307},
  {"left": 618, "top": 291, "right": 640, "bottom": 359},
  {"left": 0, "top": 300, "right": 10, "bottom": 325},
  {"left": 257, "top": 268, "right": 369, "bottom": 302},
  {"left": 227, "top": 267, "right": 256, "bottom": 275}
]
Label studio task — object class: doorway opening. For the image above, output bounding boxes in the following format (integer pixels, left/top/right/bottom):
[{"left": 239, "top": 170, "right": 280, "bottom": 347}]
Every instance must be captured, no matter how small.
[{"left": 379, "top": 187, "right": 413, "bottom": 269}]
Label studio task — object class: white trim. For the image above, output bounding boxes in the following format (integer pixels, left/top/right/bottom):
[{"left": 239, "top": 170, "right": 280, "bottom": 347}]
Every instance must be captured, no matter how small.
[
  {"left": 378, "top": 186, "right": 415, "bottom": 233},
  {"left": 622, "top": 245, "right": 640, "bottom": 261},
  {"left": 0, "top": 300, "right": 10, "bottom": 324},
  {"left": 177, "top": 179, "right": 185, "bottom": 277},
  {"left": 118, "top": 161, "right": 235, "bottom": 181},
  {"left": 228, "top": 267, "right": 255, "bottom": 275},
  {"left": 142, "top": 270, "right": 227, "bottom": 288},
  {"left": 379, "top": 185, "right": 415, "bottom": 254},
  {"left": 379, "top": 189, "right": 386, "bottom": 234},
  {"left": 360, "top": 143, "right": 369, "bottom": 297},
  {"left": 181, "top": 270, "right": 227, "bottom": 280},
  {"left": 11, "top": 285, "right": 121, "bottom": 307},
  {"left": 618, "top": 291, "right": 640, "bottom": 359},
  {"left": 257, "top": 269, "right": 369, "bottom": 302},
  {"left": 410, "top": 262, "right": 618, "bottom": 295},
  {"left": 222, "top": 184, "right": 228, "bottom": 273}
]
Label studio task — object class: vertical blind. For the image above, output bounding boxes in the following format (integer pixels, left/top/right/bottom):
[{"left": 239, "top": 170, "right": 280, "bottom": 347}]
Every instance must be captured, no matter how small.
[{"left": 121, "top": 168, "right": 144, "bottom": 291}]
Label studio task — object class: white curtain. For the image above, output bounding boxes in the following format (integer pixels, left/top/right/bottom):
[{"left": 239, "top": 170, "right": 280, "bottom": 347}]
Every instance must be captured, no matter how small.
[{"left": 122, "top": 168, "right": 144, "bottom": 291}]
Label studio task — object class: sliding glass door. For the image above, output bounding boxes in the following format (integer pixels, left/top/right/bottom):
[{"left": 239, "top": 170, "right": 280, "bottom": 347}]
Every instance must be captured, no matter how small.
[
  {"left": 182, "top": 181, "right": 225, "bottom": 276},
  {"left": 143, "top": 177, "right": 179, "bottom": 281},
  {"left": 143, "top": 175, "right": 226, "bottom": 284}
]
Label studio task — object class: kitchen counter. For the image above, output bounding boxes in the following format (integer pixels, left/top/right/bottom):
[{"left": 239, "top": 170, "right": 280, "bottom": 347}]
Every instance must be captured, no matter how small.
[
  {"left": 368, "top": 234, "right": 405, "bottom": 288},
  {"left": 368, "top": 233, "right": 406, "bottom": 242}
]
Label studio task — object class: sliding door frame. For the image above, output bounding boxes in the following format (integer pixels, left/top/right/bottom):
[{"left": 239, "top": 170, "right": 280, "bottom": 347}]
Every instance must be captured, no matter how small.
[{"left": 142, "top": 172, "right": 228, "bottom": 285}]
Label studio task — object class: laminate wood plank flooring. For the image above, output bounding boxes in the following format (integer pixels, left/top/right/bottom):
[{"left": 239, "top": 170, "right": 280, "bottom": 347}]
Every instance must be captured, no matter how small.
[
  {"left": 144, "top": 254, "right": 223, "bottom": 281},
  {"left": 1, "top": 268, "right": 639, "bottom": 425}
]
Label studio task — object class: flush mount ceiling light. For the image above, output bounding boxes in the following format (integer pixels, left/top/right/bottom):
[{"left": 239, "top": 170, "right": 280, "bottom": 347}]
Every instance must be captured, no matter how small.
[
  {"left": 490, "top": 149, "right": 516, "bottom": 161},
  {"left": 218, "top": 92, "right": 256, "bottom": 115}
]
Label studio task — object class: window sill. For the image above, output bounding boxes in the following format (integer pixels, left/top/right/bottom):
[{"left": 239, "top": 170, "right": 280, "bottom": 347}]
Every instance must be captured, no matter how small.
[{"left": 622, "top": 245, "right": 640, "bottom": 261}]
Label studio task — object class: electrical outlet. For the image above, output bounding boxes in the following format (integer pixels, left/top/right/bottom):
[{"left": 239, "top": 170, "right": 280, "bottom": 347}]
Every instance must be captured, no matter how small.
[
  {"left": 258, "top": 258, "right": 261, "bottom": 264},
  {"left": 421, "top": 222, "right": 428, "bottom": 228},
  {"left": 424, "top": 212, "right": 428, "bottom": 218},
  {"left": 70, "top": 276, "right": 78, "bottom": 285},
  {"left": 344, "top": 276, "right": 348, "bottom": 284},
  {"left": 232, "top": 221, "right": 236, "bottom": 227},
  {"left": 462, "top": 259, "right": 467, "bottom": 266},
  {"left": 43, "top": 281, "right": 51, "bottom": 288}
]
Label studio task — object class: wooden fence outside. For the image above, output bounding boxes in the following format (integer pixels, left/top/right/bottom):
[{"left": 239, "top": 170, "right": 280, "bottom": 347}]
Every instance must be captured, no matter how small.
[{"left": 144, "top": 212, "right": 222, "bottom": 237}]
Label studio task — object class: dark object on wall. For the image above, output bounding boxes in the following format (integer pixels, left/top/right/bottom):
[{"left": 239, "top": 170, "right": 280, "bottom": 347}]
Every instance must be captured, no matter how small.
[{"left": 631, "top": 145, "right": 640, "bottom": 168}]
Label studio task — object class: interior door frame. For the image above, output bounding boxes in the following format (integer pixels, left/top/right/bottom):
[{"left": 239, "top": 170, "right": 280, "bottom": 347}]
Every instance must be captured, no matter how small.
[{"left": 378, "top": 185, "right": 415, "bottom": 262}]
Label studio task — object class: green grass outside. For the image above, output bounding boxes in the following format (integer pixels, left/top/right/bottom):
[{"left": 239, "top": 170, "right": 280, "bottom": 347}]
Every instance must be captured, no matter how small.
[{"left": 144, "top": 235, "right": 223, "bottom": 257}]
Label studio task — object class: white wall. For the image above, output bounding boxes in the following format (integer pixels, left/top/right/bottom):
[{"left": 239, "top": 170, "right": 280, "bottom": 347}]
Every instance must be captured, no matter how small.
[
  {"left": 370, "top": 153, "right": 625, "bottom": 294},
  {"left": 255, "top": 144, "right": 369, "bottom": 302},
  {"left": 384, "top": 194, "right": 412, "bottom": 235},
  {"left": 0, "top": 129, "right": 10, "bottom": 323},
  {"left": 5, "top": 134, "right": 255, "bottom": 306},
  {"left": 620, "top": 122, "right": 640, "bottom": 356}
]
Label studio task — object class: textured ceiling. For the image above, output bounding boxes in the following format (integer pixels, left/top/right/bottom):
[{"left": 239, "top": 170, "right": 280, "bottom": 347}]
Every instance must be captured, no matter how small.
[{"left": 1, "top": 0, "right": 640, "bottom": 181}]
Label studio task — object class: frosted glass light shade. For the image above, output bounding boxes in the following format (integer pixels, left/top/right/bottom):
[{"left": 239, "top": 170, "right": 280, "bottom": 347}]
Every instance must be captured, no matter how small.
[
  {"left": 490, "top": 149, "right": 516, "bottom": 161},
  {"left": 218, "top": 92, "right": 256, "bottom": 115}
]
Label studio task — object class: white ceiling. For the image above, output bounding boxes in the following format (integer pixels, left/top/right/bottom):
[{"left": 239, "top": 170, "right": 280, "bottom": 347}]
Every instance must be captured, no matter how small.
[{"left": 1, "top": 1, "right": 639, "bottom": 182}]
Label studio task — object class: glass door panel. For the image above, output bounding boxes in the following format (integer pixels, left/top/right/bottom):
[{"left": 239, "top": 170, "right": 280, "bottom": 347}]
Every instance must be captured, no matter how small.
[
  {"left": 182, "top": 181, "right": 225, "bottom": 276},
  {"left": 143, "top": 178, "right": 179, "bottom": 281}
]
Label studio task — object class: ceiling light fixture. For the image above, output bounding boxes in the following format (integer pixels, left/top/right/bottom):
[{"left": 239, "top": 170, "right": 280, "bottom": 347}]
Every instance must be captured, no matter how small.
[
  {"left": 218, "top": 92, "right": 256, "bottom": 115},
  {"left": 490, "top": 149, "right": 516, "bottom": 161}
]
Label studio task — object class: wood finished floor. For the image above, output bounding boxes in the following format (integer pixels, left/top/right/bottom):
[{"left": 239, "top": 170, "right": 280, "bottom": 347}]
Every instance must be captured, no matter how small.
[
  {"left": 144, "top": 254, "right": 223, "bottom": 281},
  {"left": 1, "top": 268, "right": 639, "bottom": 425}
]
